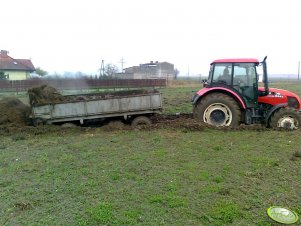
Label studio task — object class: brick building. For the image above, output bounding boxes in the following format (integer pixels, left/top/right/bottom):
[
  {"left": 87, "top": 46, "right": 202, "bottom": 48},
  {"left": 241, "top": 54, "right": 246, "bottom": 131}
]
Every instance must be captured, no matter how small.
[{"left": 118, "top": 61, "right": 175, "bottom": 79}]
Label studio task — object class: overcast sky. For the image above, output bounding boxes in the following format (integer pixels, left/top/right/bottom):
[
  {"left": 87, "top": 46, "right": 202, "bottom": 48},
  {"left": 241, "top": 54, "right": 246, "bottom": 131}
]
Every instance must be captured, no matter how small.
[{"left": 1, "top": 0, "right": 301, "bottom": 76}]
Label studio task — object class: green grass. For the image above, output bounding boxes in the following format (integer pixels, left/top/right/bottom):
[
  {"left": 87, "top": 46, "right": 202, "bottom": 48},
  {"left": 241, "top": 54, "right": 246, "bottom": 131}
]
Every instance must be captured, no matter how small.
[
  {"left": 269, "top": 81, "right": 301, "bottom": 96},
  {"left": 1, "top": 128, "right": 301, "bottom": 225},
  {"left": 1, "top": 82, "right": 301, "bottom": 225},
  {"left": 159, "top": 86, "right": 200, "bottom": 114}
]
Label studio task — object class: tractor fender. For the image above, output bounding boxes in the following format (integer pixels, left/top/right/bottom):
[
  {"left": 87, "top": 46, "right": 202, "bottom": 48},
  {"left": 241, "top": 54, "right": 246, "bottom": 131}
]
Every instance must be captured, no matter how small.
[
  {"left": 265, "top": 103, "right": 287, "bottom": 127},
  {"left": 192, "top": 87, "right": 246, "bottom": 110}
]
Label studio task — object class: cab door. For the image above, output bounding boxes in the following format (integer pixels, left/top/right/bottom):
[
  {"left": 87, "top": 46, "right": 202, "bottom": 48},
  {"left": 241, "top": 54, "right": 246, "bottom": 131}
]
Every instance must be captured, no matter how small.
[{"left": 232, "top": 63, "right": 258, "bottom": 108}]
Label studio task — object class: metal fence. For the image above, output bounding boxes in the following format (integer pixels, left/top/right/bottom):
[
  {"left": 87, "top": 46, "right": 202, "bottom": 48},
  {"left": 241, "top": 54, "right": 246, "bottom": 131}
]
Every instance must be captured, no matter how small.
[{"left": 0, "top": 78, "right": 166, "bottom": 92}]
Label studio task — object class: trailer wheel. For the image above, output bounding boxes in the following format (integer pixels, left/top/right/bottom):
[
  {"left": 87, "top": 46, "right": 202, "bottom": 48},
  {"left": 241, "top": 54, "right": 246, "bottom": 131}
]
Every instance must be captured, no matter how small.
[
  {"left": 33, "top": 118, "right": 44, "bottom": 127},
  {"left": 270, "top": 107, "right": 301, "bottom": 129},
  {"left": 131, "top": 116, "right": 152, "bottom": 129},
  {"left": 194, "top": 93, "right": 241, "bottom": 127}
]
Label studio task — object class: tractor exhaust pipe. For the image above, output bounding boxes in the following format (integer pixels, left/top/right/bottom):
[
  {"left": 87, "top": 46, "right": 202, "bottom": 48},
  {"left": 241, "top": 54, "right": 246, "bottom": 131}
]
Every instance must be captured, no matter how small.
[{"left": 261, "top": 56, "right": 269, "bottom": 96}]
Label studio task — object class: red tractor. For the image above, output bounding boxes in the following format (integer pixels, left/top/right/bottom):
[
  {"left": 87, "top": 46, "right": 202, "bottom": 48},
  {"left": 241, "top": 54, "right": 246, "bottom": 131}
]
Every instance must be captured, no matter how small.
[{"left": 192, "top": 57, "right": 301, "bottom": 129}]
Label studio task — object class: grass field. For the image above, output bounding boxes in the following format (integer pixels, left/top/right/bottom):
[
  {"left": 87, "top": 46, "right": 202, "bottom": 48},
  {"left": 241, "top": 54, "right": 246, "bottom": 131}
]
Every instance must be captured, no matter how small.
[{"left": 1, "top": 82, "right": 301, "bottom": 225}]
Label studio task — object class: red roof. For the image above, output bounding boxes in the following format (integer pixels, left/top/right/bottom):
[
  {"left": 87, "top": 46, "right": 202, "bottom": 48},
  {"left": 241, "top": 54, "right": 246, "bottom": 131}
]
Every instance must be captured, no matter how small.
[
  {"left": 212, "top": 58, "right": 259, "bottom": 64},
  {"left": 0, "top": 50, "right": 35, "bottom": 72}
]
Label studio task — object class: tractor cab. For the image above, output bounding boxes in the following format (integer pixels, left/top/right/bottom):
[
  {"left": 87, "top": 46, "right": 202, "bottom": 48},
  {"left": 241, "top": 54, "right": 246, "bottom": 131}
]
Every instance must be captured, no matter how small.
[{"left": 205, "top": 58, "right": 267, "bottom": 108}]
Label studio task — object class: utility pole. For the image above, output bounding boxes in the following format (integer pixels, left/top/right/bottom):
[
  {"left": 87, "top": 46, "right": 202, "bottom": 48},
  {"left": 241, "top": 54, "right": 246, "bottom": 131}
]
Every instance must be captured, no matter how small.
[
  {"left": 119, "top": 57, "right": 126, "bottom": 73},
  {"left": 187, "top": 66, "right": 190, "bottom": 78},
  {"left": 99, "top": 60, "right": 105, "bottom": 77},
  {"left": 298, "top": 60, "right": 300, "bottom": 81}
]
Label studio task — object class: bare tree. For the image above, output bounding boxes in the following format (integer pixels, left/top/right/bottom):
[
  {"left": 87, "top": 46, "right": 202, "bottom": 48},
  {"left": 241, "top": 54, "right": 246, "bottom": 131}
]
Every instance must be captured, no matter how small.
[{"left": 104, "top": 64, "right": 119, "bottom": 78}]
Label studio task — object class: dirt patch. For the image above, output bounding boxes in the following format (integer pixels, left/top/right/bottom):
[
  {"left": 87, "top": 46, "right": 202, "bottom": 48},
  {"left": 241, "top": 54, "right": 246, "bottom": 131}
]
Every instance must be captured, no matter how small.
[
  {"left": 151, "top": 113, "right": 205, "bottom": 131},
  {"left": 14, "top": 201, "right": 33, "bottom": 211},
  {"left": 294, "top": 150, "right": 301, "bottom": 157},
  {"left": 291, "top": 150, "right": 301, "bottom": 161},
  {"left": 151, "top": 113, "right": 268, "bottom": 131},
  {"left": 0, "top": 97, "right": 31, "bottom": 128}
]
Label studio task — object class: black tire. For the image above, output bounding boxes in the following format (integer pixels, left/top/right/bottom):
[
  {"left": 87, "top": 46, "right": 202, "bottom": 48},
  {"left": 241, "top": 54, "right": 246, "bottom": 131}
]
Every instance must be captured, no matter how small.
[
  {"left": 33, "top": 118, "right": 44, "bottom": 127},
  {"left": 131, "top": 116, "right": 152, "bottom": 129},
  {"left": 269, "top": 107, "right": 301, "bottom": 129},
  {"left": 193, "top": 93, "right": 241, "bottom": 127}
]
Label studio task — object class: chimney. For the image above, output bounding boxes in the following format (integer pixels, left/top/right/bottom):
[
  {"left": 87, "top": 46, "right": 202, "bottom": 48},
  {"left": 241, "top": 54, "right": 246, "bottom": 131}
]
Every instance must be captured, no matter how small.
[{"left": 1, "top": 50, "right": 9, "bottom": 57}]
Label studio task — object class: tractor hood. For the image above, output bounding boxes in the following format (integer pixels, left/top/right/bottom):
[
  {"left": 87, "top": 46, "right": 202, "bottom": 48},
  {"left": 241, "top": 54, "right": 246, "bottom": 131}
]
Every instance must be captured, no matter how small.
[{"left": 258, "top": 87, "right": 301, "bottom": 110}]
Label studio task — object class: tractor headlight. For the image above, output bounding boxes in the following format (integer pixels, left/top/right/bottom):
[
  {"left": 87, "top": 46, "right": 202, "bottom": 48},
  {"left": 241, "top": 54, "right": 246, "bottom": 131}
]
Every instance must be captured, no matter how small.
[{"left": 287, "top": 96, "right": 299, "bottom": 109}]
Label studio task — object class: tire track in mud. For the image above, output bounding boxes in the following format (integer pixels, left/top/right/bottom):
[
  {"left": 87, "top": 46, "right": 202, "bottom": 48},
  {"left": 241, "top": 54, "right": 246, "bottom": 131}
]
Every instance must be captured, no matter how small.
[
  {"left": 150, "top": 113, "right": 295, "bottom": 132},
  {"left": 0, "top": 112, "right": 294, "bottom": 137}
]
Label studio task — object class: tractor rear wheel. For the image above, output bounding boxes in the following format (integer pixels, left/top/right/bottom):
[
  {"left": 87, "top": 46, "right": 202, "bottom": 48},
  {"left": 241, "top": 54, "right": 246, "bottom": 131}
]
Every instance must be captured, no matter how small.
[
  {"left": 194, "top": 93, "right": 241, "bottom": 127},
  {"left": 269, "top": 107, "right": 301, "bottom": 129}
]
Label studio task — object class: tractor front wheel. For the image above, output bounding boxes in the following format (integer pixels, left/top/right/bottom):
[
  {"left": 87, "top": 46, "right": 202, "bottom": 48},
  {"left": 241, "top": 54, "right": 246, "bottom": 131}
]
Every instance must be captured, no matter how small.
[
  {"left": 194, "top": 93, "right": 241, "bottom": 127},
  {"left": 269, "top": 107, "right": 301, "bottom": 129}
]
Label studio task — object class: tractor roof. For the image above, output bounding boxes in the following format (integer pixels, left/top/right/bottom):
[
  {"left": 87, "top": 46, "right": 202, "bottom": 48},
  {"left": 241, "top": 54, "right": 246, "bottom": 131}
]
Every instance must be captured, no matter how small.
[{"left": 212, "top": 58, "right": 259, "bottom": 64}]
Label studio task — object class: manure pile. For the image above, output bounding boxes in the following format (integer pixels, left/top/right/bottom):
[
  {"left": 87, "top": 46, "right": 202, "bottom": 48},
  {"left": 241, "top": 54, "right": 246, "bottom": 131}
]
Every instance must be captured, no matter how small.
[
  {"left": 0, "top": 97, "right": 31, "bottom": 126},
  {"left": 28, "top": 85, "right": 64, "bottom": 105},
  {"left": 27, "top": 85, "right": 159, "bottom": 106}
]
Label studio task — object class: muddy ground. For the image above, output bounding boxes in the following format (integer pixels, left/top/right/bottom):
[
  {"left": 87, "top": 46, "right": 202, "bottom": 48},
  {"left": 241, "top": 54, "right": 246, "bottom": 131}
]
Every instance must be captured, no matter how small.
[
  {"left": 0, "top": 109, "right": 270, "bottom": 137},
  {"left": 0, "top": 85, "right": 275, "bottom": 136}
]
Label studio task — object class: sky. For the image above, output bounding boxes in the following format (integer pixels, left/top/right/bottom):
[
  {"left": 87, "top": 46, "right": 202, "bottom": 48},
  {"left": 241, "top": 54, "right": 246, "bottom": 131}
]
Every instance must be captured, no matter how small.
[{"left": 1, "top": 0, "right": 301, "bottom": 76}]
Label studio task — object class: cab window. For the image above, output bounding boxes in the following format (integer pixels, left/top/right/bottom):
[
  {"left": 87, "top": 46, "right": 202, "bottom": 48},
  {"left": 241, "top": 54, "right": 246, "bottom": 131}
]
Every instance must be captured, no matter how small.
[
  {"left": 233, "top": 63, "right": 257, "bottom": 87},
  {"left": 233, "top": 63, "right": 257, "bottom": 105},
  {"left": 212, "top": 63, "right": 233, "bottom": 85}
]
